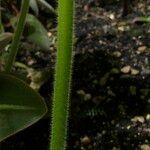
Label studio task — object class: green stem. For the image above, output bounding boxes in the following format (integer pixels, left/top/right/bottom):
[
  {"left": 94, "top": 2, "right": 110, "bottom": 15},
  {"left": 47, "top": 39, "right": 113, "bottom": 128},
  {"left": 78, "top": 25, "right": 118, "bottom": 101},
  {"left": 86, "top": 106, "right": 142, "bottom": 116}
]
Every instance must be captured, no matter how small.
[
  {"left": 4, "top": 0, "right": 30, "bottom": 73},
  {"left": 50, "top": 0, "right": 74, "bottom": 149},
  {"left": 0, "top": 0, "right": 4, "bottom": 33}
]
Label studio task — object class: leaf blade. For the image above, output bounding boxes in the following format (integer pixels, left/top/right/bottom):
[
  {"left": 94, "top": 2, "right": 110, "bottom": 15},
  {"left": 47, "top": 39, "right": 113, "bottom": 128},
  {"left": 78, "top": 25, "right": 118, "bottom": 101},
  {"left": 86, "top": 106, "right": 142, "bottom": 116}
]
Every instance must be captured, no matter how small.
[{"left": 0, "top": 73, "right": 47, "bottom": 142}]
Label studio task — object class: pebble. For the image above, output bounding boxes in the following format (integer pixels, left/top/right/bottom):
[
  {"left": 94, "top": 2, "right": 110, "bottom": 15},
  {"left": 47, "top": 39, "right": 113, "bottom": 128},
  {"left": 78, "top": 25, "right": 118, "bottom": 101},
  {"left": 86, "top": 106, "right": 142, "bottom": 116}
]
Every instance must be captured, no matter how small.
[
  {"left": 84, "top": 93, "right": 92, "bottom": 101},
  {"left": 112, "top": 147, "right": 119, "bottom": 150},
  {"left": 109, "top": 14, "right": 115, "bottom": 20},
  {"left": 137, "top": 46, "right": 147, "bottom": 53},
  {"left": 140, "top": 144, "right": 150, "bottom": 150},
  {"left": 77, "top": 90, "right": 85, "bottom": 95},
  {"left": 81, "top": 136, "right": 91, "bottom": 145},
  {"left": 118, "top": 26, "right": 125, "bottom": 32},
  {"left": 131, "top": 116, "right": 145, "bottom": 123},
  {"left": 121, "top": 65, "right": 131, "bottom": 74},
  {"left": 146, "top": 114, "right": 150, "bottom": 120},
  {"left": 141, "top": 68, "right": 150, "bottom": 75},
  {"left": 112, "top": 51, "right": 122, "bottom": 58},
  {"left": 131, "top": 68, "right": 140, "bottom": 75}
]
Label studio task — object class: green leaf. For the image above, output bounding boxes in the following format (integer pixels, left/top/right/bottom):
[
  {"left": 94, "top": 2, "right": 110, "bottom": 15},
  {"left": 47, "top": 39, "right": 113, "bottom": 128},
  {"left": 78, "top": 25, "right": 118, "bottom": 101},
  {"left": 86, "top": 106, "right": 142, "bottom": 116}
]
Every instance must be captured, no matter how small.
[
  {"left": 29, "top": 0, "right": 39, "bottom": 16},
  {"left": 0, "top": 33, "right": 13, "bottom": 51},
  {"left": 0, "top": 73, "right": 47, "bottom": 142},
  {"left": 11, "top": 14, "right": 50, "bottom": 50},
  {"left": 133, "top": 17, "right": 150, "bottom": 24},
  {"left": 25, "top": 14, "right": 50, "bottom": 50},
  {"left": 37, "top": 0, "right": 56, "bottom": 14}
]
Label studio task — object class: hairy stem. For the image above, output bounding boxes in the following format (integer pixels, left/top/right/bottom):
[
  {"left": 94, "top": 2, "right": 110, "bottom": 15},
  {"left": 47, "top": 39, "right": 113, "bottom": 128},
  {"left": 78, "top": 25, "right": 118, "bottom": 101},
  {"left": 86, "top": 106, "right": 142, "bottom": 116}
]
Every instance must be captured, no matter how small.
[
  {"left": 4, "top": 0, "right": 30, "bottom": 73},
  {"left": 50, "top": 0, "right": 74, "bottom": 149}
]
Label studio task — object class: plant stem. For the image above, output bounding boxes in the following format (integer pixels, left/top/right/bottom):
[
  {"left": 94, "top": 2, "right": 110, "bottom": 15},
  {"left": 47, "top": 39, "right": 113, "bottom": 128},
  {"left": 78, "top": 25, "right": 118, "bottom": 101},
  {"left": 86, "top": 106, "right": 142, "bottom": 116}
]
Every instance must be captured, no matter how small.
[
  {"left": 0, "top": 0, "right": 4, "bottom": 33},
  {"left": 50, "top": 0, "right": 74, "bottom": 149},
  {"left": 4, "top": 0, "right": 30, "bottom": 73}
]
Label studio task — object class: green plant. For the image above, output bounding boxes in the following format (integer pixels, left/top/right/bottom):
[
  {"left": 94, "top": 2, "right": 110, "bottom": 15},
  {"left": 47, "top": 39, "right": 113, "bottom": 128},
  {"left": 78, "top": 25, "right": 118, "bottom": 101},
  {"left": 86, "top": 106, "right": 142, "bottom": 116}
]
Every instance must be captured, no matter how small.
[
  {"left": 0, "top": 0, "right": 4, "bottom": 33},
  {"left": 49, "top": 0, "right": 74, "bottom": 149},
  {"left": 4, "top": 0, "right": 30, "bottom": 72},
  {"left": 0, "top": 0, "right": 47, "bottom": 142},
  {"left": 11, "top": 14, "right": 51, "bottom": 50},
  {"left": 0, "top": 0, "right": 75, "bottom": 149},
  {"left": 29, "top": 0, "right": 56, "bottom": 15}
]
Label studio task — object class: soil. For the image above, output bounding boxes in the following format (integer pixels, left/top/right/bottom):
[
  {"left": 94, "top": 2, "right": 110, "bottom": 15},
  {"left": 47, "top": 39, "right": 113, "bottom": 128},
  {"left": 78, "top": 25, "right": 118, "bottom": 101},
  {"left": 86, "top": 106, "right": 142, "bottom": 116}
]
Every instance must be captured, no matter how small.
[
  {"left": 69, "top": 1, "right": 150, "bottom": 149},
  {"left": 1, "top": 0, "right": 150, "bottom": 150}
]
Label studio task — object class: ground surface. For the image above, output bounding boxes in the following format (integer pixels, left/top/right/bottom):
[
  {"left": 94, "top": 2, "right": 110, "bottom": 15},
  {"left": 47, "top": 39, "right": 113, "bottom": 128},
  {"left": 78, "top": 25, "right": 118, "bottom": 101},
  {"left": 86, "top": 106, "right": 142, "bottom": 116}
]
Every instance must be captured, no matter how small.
[{"left": 68, "top": 1, "right": 150, "bottom": 149}]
